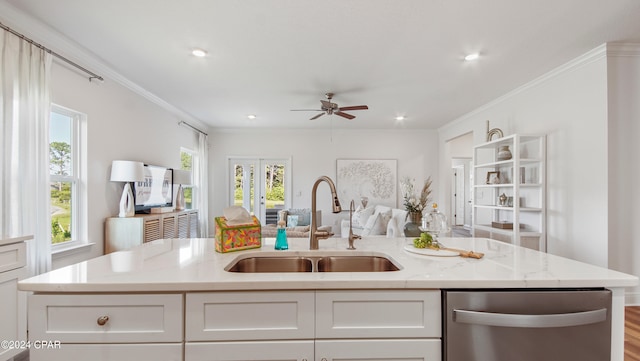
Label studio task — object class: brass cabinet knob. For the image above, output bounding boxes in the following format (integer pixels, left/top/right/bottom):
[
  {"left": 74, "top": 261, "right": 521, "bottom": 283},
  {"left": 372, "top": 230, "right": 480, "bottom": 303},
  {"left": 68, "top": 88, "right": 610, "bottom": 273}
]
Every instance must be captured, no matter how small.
[{"left": 97, "top": 316, "right": 109, "bottom": 326}]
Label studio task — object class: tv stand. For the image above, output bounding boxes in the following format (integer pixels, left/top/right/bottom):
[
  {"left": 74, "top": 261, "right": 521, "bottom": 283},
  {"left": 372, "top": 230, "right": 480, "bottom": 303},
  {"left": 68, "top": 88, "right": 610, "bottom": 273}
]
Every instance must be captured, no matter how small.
[{"left": 105, "top": 209, "right": 198, "bottom": 253}]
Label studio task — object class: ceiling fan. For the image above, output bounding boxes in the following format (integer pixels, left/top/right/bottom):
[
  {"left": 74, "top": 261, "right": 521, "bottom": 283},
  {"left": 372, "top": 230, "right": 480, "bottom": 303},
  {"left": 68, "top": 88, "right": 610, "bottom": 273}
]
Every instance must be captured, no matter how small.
[{"left": 291, "top": 93, "right": 369, "bottom": 120}]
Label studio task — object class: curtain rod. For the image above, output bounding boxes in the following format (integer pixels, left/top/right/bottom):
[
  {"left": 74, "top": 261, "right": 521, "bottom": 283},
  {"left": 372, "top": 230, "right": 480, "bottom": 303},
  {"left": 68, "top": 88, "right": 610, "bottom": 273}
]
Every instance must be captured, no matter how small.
[
  {"left": 179, "top": 121, "right": 208, "bottom": 136},
  {"left": 0, "top": 21, "right": 104, "bottom": 82}
]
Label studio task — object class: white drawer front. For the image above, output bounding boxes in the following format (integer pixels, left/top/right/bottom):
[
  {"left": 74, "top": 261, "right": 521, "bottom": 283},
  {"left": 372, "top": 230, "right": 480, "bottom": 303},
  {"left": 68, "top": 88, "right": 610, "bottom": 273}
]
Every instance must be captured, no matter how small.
[
  {"left": 316, "top": 339, "right": 441, "bottom": 361},
  {"left": 30, "top": 343, "right": 183, "bottom": 361},
  {"left": 0, "top": 241, "right": 26, "bottom": 273},
  {"left": 316, "top": 290, "right": 441, "bottom": 338},
  {"left": 186, "top": 291, "right": 314, "bottom": 341},
  {"left": 29, "top": 294, "right": 183, "bottom": 343},
  {"left": 185, "top": 340, "right": 314, "bottom": 361}
]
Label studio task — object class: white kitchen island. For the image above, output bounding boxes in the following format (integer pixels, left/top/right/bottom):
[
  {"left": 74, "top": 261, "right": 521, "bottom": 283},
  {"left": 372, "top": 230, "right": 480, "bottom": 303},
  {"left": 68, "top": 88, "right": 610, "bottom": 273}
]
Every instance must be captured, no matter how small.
[{"left": 19, "top": 237, "right": 638, "bottom": 361}]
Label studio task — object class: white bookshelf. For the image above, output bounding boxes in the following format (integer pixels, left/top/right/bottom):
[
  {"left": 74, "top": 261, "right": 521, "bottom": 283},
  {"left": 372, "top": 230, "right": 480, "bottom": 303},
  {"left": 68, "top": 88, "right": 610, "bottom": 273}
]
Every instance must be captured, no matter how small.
[{"left": 472, "top": 134, "right": 546, "bottom": 251}]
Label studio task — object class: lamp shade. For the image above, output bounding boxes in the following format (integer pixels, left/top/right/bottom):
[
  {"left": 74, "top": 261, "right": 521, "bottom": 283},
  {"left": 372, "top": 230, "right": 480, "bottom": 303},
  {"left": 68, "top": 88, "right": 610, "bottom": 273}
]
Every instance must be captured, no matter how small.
[
  {"left": 173, "top": 169, "right": 192, "bottom": 185},
  {"left": 110, "top": 160, "right": 144, "bottom": 182}
]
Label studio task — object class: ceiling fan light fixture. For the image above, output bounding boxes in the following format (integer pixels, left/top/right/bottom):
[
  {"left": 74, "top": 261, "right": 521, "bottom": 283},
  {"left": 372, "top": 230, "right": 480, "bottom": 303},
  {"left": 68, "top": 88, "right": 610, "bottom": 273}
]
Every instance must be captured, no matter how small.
[
  {"left": 464, "top": 52, "right": 480, "bottom": 61},
  {"left": 192, "top": 48, "right": 208, "bottom": 57},
  {"left": 395, "top": 115, "right": 406, "bottom": 121},
  {"left": 247, "top": 114, "right": 257, "bottom": 119}
]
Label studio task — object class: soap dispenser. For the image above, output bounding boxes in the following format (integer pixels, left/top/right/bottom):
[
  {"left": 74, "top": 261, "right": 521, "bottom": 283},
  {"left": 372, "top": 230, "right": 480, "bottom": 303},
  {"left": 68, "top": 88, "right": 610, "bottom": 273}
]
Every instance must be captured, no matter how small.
[{"left": 274, "top": 220, "right": 288, "bottom": 250}]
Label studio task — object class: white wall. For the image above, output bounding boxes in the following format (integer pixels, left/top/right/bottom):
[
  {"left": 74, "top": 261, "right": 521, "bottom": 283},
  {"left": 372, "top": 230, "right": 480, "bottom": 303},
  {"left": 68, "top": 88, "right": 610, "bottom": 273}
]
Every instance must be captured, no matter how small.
[
  {"left": 607, "top": 44, "right": 640, "bottom": 304},
  {"left": 208, "top": 128, "right": 439, "bottom": 235},
  {"left": 439, "top": 45, "right": 610, "bottom": 267},
  {"left": 51, "top": 63, "right": 202, "bottom": 269}
]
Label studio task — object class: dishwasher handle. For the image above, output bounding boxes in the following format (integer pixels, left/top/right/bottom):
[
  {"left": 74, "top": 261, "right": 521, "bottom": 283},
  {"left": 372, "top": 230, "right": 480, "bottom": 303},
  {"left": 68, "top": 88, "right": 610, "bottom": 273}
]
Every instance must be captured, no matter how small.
[{"left": 453, "top": 308, "right": 607, "bottom": 328}]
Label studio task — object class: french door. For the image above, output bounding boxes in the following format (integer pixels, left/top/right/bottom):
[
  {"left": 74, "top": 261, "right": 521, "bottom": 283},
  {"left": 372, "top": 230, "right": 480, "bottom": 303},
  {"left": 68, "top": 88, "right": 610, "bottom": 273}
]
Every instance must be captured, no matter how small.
[{"left": 228, "top": 158, "right": 291, "bottom": 225}]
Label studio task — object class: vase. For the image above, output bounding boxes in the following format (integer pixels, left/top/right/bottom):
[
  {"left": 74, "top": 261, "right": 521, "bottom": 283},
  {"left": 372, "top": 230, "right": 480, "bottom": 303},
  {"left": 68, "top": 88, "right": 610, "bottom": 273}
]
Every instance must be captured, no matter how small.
[
  {"left": 497, "top": 145, "right": 512, "bottom": 160},
  {"left": 403, "top": 211, "right": 423, "bottom": 238}
]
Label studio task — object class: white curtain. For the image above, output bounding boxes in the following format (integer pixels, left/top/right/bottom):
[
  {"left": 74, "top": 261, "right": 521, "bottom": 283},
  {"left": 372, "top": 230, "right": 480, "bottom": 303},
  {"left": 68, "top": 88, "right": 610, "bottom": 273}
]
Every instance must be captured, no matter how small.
[
  {"left": 194, "top": 132, "right": 209, "bottom": 237},
  {"left": 1, "top": 30, "right": 53, "bottom": 275}
]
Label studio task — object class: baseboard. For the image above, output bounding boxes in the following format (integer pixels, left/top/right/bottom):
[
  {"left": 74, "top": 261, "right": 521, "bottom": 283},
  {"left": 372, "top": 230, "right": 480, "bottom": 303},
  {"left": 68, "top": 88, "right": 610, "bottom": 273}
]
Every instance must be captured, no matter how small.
[{"left": 626, "top": 292, "right": 640, "bottom": 306}]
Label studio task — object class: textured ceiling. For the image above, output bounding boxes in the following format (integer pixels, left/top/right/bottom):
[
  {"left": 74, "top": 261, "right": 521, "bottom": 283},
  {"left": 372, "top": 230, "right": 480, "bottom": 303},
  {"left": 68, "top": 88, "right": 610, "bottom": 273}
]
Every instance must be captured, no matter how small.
[{"left": 3, "top": 0, "right": 640, "bottom": 130}]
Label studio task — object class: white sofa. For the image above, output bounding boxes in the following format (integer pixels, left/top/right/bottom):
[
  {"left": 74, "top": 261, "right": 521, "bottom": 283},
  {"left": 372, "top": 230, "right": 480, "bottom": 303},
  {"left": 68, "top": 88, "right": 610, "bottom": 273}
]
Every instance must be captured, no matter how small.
[{"left": 340, "top": 205, "right": 408, "bottom": 238}]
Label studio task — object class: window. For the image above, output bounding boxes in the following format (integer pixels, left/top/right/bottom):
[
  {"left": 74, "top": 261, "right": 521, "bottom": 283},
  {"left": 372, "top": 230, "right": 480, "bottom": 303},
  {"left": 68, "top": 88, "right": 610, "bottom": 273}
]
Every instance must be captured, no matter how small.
[
  {"left": 49, "top": 105, "right": 86, "bottom": 247},
  {"left": 181, "top": 148, "right": 194, "bottom": 209}
]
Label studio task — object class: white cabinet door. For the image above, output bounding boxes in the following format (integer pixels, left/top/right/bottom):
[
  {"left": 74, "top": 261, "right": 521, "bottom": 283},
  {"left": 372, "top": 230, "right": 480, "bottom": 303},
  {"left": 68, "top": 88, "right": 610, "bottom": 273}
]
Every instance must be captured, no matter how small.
[
  {"left": 315, "top": 339, "right": 441, "bottom": 361},
  {"left": 316, "top": 290, "right": 441, "bottom": 338},
  {"left": 186, "top": 291, "right": 315, "bottom": 341},
  {"left": 185, "top": 340, "right": 314, "bottom": 361},
  {"left": 0, "top": 241, "right": 26, "bottom": 273},
  {"left": 0, "top": 267, "right": 27, "bottom": 361},
  {"left": 30, "top": 343, "right": 183, "bottom": 361}
]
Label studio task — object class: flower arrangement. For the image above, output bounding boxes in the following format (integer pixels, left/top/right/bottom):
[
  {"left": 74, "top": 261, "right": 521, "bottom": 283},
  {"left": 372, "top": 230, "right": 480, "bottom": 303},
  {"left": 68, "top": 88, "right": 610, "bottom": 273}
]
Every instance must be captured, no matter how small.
[{"left": 400, "top": 176, "right": 433, "bottom": 214}]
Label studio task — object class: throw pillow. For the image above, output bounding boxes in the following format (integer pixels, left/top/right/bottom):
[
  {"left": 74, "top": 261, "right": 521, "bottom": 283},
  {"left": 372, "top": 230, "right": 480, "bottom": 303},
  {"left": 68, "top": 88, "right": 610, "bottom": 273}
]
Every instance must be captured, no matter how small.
[
  {"left": 287, "top": 215, "right": 299, "bottom": 227},
  {"left": 362, "top": 210, "right": 392, "bottom": 236},
  {"left": 374, "top": 205, "right": 392, "bottom": 215},
  {"left": 353, "top": 206, "right": 375, "bottom": 228},
  {"left": 278, "top": 210, "right": 288, "bottom": 223},
  {"left": 287, "top": 208, "right": 311, "bottom": 226}
]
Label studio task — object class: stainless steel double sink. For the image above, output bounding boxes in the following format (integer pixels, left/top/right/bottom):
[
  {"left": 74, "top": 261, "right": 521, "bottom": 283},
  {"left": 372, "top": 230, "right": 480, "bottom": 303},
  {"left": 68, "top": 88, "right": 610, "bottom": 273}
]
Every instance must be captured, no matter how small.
[{"left": 225, "top": 251, "right": 402, "bottom": 273}]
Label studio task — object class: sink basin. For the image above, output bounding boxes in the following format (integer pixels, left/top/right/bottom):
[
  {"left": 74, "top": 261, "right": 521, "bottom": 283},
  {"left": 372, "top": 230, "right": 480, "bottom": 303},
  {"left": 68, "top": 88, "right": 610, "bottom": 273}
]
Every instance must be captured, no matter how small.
[
  {"left": 226, "top": 256, "right": 313, "bottom": 273},
  {"left": 317, "top": 256, "right": 401, "bottom": 272},
  {"left": 225, "top": 252, "right": 402, "bottom": 273}
]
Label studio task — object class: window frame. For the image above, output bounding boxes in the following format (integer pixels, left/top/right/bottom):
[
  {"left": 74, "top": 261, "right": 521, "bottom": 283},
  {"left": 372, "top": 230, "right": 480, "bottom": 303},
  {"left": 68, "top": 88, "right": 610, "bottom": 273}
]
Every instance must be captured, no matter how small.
[{"left": 50, "top": 104, "right": 88, "bottom": 252}]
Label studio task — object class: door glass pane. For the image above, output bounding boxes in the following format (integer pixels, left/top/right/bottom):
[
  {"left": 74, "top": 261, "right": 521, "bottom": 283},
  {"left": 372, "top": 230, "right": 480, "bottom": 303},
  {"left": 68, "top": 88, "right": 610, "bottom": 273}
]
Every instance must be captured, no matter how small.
[
  {"left": 233, "top": 163, "right": 255, "bottom": 213},
  {"left": 51, "top": 181, "right": 72, "bottom": 244},
  {"left": 263, "top": 162, "right": 286, "bottom": 224},
  {"left": 264, "top": 162, "right": 285, "bottom": 209}
]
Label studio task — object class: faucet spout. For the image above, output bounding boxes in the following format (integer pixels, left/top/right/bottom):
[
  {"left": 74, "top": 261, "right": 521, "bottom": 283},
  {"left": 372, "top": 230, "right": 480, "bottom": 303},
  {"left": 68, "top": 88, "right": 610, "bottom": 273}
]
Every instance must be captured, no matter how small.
[
  {"left": 348, "top": 200, "right": 361, "bottom": 250},
  {"left": 310, "top": 176, "right": 342, "bottom": 250}
]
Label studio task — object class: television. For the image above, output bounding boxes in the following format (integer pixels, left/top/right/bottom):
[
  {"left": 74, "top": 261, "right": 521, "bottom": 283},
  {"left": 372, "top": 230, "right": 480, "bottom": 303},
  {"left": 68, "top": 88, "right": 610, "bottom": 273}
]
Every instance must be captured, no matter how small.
[{"left": 133, "top": 164, "right": 173, "bottom": 213}]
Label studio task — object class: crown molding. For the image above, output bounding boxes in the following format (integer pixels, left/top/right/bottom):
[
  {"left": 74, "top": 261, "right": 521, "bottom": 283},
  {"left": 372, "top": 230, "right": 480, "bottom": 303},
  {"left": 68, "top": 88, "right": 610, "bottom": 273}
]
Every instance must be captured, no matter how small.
[
  {"left": 440, "top": 44, "right": 609, "bottom": 133},
  {"left": 0, "top": 2, "right": 209, "bottom": 131},
  {"left": 606, "top": 43, "right": 640, "bottom": 57}
]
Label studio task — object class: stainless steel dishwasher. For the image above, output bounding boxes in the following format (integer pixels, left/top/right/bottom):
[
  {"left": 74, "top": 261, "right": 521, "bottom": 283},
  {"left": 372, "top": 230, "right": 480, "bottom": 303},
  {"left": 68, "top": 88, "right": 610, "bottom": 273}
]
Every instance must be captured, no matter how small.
[{"left": 443, "top": 289, "right": 611, "bottom": 361}]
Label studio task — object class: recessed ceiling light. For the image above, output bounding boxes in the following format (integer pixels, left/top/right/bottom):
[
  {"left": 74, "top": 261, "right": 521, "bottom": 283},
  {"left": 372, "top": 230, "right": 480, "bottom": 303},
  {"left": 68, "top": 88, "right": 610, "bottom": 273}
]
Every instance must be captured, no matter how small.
[
  {"left": 247, "top": 114, "right": 256, "bottom": 120},
  {"left": 192, "top": 48, "right": 207, "bottom": 57},
  {"left": 464, "top": 53, "right": 480, "bottom": 61},
  {"left": 395, "top": 116, "right": 405, "bottom": 121}
]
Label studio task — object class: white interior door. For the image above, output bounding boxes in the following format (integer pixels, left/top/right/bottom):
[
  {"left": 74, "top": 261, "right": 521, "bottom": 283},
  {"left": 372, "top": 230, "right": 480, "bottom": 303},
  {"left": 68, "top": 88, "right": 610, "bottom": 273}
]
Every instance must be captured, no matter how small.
[{"left": 229, "top": 157, "right": 291, "bottom": 225}]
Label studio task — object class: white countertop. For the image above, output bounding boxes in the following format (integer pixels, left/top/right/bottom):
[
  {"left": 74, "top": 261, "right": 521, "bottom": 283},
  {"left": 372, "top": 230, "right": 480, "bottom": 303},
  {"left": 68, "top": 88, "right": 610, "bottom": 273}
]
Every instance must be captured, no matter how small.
[{"left": 19, "top": 237, "right": 638, "bottom": 293}]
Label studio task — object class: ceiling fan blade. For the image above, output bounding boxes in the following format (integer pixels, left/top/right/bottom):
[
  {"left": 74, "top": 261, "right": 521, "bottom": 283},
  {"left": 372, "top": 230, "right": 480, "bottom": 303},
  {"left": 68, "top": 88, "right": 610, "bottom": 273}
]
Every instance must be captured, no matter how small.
[
  {"left": 291, "top": 109, "right": 322, "bottom": 112},
  {"left": 335, "top": 111, "right": 355, "bottom": 120},
  {"left": 338, "top": 105, "right": 368, "bottom": 111},
  {"left": 310, "top": 113, "right": 325, "bottom": 120}
]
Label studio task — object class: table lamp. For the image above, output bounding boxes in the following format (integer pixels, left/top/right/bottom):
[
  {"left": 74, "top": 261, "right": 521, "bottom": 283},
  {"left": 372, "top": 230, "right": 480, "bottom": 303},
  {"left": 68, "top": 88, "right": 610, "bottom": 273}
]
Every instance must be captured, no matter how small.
[
  {"left": 173, "top": 169, "right": 192, "bottom": 211},
  {"left": 110, "top": 160, "right": 144, "bottom": 217}
]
